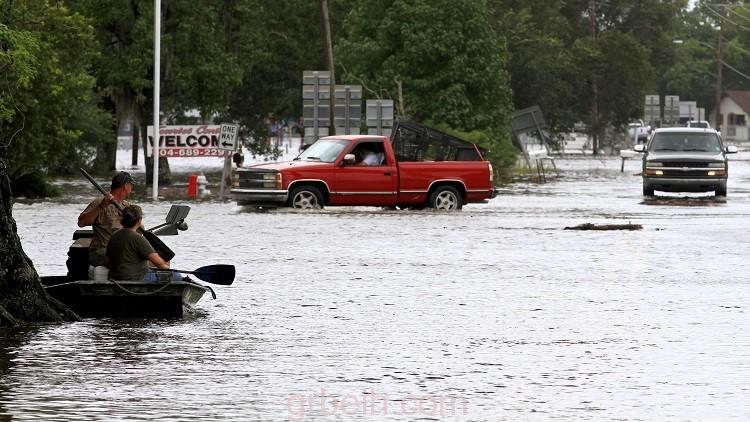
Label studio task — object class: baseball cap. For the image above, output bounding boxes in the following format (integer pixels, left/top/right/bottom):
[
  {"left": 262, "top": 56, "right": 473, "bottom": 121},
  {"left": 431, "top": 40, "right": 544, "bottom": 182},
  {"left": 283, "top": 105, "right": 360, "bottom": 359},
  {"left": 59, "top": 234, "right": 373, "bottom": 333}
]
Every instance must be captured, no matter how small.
[{"left": 111, "top": 171, "right": 136, "bottom": 189}]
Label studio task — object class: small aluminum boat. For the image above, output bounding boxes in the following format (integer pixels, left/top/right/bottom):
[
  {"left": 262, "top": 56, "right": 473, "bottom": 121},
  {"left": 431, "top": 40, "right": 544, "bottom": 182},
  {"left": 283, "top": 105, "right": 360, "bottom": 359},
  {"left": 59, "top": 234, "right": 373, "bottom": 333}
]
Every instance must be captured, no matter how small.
[
  {"left": 41, "top": 276, "right": 210, "bottom": 318},
  {"left": 42, "top": 205, "right": 215, "bottom": 318}
]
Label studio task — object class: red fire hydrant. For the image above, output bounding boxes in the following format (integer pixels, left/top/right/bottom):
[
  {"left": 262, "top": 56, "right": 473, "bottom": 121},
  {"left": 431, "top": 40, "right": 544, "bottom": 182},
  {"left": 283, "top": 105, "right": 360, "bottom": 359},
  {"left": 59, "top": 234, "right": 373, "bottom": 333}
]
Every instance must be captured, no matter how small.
[{"left": 187, "top": 173, "right": 198, "bottom": 198}]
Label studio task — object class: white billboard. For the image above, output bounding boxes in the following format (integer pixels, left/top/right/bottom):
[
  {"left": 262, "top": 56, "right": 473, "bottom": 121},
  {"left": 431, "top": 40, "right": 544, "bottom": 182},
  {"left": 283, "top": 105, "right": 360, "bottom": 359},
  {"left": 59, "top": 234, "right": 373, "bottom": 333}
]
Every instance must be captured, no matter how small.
[{"left": 146, "top": 125, "right": 230, "bottom": 158}]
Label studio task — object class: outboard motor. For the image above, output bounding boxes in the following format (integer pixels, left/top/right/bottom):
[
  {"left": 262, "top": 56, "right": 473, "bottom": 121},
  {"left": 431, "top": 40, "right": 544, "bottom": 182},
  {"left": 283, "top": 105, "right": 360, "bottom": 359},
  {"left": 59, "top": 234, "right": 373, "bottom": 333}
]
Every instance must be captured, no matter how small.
[{"left": 66, "top": 230, "right": 93, "bottom": 281}]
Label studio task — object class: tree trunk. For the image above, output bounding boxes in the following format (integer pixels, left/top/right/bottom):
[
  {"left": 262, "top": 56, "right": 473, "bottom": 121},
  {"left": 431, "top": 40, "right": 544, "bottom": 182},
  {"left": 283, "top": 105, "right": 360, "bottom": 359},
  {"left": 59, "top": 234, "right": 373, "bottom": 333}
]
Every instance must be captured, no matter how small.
[{"left": 0, "top": 147, "right": 79, "bottom": 328}]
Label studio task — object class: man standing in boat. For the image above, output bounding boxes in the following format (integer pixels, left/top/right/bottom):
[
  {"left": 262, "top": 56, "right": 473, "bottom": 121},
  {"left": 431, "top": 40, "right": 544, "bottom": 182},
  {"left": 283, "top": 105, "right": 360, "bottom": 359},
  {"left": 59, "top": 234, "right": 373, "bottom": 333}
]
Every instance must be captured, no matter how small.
[
  {"left": 77, "top": 171, "right": 135, "bottom": 269},
  {"left": 105, "top": 205, "right": 173, "bottom": 281}
]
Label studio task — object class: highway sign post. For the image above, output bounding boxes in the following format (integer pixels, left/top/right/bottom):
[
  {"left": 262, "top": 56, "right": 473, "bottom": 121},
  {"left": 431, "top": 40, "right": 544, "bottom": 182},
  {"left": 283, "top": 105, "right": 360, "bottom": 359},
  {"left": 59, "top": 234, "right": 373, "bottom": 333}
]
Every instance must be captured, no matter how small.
[
  {"left": 302, "top": 71, "right": 331, "bottom": 145},
  {"left": 664, "top": 95, "right": 680, "bottom": 122},
  {"left": 334, "top": 85, "right": 362, "bottom": 135},
  {"left": 644, "top": 95, "right": 660, "bottom": 123}
]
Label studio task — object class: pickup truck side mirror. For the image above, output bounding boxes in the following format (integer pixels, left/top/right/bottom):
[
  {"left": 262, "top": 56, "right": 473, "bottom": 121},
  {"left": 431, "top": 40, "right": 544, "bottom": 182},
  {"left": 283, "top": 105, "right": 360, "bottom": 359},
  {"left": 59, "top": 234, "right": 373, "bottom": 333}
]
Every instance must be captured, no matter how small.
[
  {"left": 342, "top": 153, "right": 356, "bottom": 165},
  {"left": 725, "top": 145, "right": 738, "bottom": 154},
  {"left": 633, "top": 144, "right": 645, "bottom": 153}
]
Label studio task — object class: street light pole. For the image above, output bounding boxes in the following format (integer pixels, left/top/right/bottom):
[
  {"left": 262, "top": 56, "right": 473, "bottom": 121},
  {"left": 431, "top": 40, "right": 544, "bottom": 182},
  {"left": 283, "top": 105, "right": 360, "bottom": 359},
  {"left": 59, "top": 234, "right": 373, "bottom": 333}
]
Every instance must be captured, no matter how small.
[
  {"left": 714, "top": 4, "right": 725, "bottom": 131},
  {"left": 152, "top": 0, "right": 161, "bottom": 201}
]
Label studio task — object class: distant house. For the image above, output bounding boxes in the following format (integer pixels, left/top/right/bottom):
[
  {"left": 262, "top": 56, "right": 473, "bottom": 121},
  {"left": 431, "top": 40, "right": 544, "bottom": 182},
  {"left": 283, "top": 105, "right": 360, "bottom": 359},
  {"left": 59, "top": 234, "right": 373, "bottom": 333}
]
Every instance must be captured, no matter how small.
[{"left": 710, "top": 90, "right": 750, "bottom": 142}]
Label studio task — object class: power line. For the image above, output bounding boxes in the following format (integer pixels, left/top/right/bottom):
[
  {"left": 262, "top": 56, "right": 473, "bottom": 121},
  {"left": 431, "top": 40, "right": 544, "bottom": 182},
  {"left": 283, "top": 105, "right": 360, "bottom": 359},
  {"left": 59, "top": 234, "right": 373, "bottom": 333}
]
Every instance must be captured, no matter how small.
[
  {"left": 704, "top": 4, "right": 750, "bottom": 32},
  {"left": 724, "top": 4, "right": 750, "bottom": 24},
  {"left": 721, "top": 59, "right": 750, "bottom": 81}
]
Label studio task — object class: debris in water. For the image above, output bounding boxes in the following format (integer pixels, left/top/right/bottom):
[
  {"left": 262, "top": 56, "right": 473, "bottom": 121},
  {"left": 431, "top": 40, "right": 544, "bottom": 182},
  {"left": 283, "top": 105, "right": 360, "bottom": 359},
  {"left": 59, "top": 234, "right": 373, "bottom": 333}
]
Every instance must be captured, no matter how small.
[{"left": 564, "top": 223, "right": 643, "bottom": 231}]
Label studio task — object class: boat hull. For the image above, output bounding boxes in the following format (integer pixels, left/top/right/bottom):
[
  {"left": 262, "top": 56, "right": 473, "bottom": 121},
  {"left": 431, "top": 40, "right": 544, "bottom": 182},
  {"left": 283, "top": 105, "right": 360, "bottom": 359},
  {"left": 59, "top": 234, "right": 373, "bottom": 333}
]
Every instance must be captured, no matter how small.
[{"left": 42, "top": 277, "right": 209, "bottom": 318}]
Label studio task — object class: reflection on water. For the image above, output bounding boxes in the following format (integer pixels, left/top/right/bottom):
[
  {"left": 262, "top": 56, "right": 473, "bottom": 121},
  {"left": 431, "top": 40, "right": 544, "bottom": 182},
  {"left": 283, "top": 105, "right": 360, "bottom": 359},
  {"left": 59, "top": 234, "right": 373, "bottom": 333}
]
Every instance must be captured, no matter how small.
[
  {"left": 4, "top": 157, "right": 750, "bottom": 420},
  {"left": 641, "top": 196, "right": 727, "bottom": 206}
]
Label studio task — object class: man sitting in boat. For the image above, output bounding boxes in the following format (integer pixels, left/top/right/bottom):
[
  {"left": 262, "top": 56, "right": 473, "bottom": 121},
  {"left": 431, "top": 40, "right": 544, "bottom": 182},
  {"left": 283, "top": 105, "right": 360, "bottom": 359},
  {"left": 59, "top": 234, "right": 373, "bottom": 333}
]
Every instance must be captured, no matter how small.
[
  {"left": 77, "top": 171, "right": 135, "bottom": 276},
  {"left": 105, "top": 205, "right": 177, "bottom": 281}
]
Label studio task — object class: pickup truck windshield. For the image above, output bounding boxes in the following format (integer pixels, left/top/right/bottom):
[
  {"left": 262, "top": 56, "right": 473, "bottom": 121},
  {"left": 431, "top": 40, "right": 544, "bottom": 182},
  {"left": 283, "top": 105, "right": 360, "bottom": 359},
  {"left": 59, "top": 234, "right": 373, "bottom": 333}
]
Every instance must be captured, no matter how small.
[
  {"left": 295, "top": 139, "right": 348, "bottom": 162},
  {"left": 649, "top": 133, "right": 722, "bottom": 153}
]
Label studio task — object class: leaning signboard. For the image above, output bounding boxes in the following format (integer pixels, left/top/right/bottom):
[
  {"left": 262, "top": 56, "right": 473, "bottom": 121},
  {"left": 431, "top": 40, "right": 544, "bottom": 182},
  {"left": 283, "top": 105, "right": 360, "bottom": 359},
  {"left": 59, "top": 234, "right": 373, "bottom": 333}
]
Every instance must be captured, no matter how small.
[{"left": 146, "top": 125, "right": 229, "bottom": 157}]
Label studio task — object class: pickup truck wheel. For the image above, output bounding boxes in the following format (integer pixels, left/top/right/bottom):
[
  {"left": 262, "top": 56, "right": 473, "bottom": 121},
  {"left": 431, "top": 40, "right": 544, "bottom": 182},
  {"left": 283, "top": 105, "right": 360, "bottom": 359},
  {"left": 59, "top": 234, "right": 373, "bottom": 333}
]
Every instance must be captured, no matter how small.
[
  {"left": 429, "top": 186, "right": 462, "bottom": 211},
  {"left": 643, "top": 184, "right": 655, "bottom": 197},
  {"left": 289, "top": 186, "right": 324, "bottom": 209},
  {"left": 716, "top": 186, "right": 727, "bottom": 197}
]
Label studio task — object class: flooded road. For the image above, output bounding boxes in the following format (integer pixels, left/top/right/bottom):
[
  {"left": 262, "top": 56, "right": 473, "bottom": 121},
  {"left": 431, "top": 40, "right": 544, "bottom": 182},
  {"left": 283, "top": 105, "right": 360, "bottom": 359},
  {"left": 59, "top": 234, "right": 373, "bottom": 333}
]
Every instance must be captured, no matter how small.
[{"left": 3, "top": 156, "right": 750, "bottom": 420}]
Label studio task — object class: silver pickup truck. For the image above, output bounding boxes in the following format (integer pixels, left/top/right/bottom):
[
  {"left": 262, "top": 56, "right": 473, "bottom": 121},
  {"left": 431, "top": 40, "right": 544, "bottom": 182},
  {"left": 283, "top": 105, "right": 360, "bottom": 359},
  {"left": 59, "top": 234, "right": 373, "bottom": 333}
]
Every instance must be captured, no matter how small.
[{"left": 634, "top": 127, "right": 737, "bottom": 197}]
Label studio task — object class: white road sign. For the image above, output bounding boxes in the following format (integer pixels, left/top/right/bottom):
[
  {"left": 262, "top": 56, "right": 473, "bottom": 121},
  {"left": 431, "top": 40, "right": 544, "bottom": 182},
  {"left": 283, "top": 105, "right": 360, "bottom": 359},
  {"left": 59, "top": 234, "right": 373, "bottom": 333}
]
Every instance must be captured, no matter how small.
[{"left": 219, "top": 123, "right": 239, "bottom": 152}]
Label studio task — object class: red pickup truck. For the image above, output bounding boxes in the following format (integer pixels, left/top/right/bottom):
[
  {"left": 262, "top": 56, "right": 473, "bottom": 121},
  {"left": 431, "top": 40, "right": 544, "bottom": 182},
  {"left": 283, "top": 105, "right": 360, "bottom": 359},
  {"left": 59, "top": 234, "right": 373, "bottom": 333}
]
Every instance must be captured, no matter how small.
[{"left": 231, "top": 122, "right": 495, "bottom": 210}]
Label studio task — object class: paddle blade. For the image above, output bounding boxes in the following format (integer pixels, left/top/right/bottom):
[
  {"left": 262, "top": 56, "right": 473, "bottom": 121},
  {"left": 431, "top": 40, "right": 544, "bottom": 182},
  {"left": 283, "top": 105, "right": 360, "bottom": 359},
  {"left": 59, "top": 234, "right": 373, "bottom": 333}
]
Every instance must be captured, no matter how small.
[{"left": 183, "top": 264, "right": 235, "bottom": 285}]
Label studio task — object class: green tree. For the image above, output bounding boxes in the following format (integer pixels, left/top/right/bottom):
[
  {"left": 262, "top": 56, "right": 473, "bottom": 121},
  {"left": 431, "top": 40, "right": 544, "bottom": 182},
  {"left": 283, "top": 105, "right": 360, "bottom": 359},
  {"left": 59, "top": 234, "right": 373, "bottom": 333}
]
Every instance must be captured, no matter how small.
[
  {"left": 573, "top": 32, "right": 655, "bottom": 138},
  {"left": 491, "top": 1, "right": 581, "bottom": 133},
  {"left": 0, "top": 4, "right": 78, "bottom": 326},
  {"left": 1, "top": 0, "right": 112, "bottom": 196},
  {"left": 495, "top": 0, "right": 687, "bottom": 152},
  {"left": 336, "top": 0, "right": 514, "bottom": 170}
]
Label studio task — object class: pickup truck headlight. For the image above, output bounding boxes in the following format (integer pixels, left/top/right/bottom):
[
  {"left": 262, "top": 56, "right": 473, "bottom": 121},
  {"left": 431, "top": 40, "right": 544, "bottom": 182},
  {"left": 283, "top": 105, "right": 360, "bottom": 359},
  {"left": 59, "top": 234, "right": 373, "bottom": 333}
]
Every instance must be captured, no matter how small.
[
  {"left": 646, "top": 161, "right": 663, "bottom": 167},
  {"left": 261, "top": 172, "right": 282, "bottom": 189}
]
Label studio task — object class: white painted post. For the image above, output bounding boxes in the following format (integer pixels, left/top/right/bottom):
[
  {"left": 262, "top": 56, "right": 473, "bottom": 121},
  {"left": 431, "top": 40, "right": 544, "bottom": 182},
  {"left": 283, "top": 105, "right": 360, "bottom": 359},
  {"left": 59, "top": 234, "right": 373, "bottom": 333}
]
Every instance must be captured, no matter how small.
[{"left": 152, "top": 0, "right": 161, "bottom": 201}]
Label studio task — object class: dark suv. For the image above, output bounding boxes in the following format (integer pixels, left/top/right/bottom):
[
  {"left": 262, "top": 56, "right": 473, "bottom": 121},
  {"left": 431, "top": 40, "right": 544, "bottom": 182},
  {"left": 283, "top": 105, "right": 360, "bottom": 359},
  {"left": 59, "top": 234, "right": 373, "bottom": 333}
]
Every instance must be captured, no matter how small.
[{"left": 634, "top": 128, "right": 738, "bottom": 196}]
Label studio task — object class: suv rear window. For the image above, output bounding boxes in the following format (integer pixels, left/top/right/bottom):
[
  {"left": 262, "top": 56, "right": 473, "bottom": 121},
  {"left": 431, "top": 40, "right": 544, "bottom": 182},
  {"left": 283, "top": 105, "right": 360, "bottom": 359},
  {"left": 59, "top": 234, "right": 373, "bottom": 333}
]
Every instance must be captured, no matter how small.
[
  {"left": 649, "top": 133, "right": 722, "bottom": 153},
  {"left": 688, "top": 121, "right": 709, "bottom": 128}
]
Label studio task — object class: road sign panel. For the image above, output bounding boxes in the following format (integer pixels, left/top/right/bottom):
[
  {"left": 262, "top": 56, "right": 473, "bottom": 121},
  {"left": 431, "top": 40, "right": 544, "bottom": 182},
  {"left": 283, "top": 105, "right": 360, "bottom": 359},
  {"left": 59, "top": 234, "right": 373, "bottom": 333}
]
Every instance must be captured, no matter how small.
[
  {"left": 664, "top": 95, "right": 680, "bottom": 121},
  {"left": 334, "top": 85, "right": 362, "bottom": 135},
  {"left": 302, "top": 85, "right": 331, "bottom": 100},
  {"left": 366, "top": 99, "right": 394, "bottom": 134},
  {"left": 219, "top": 123, "right": 239, "bottom": 151},
  {"left": 302, "top": 70, "right": 334, "bottom": 143},
  {"left": 367, "top": 128, "right": 392, "bottom": 136},
  {"left": 644, "top": 105, "right": 660, "bottom": 122},
  {"left": 335, "top": 85, "right": 362, "bottom": 100},
  {"left": 680, "top": 101, "right": 698, "bottom": 119},
  {"left": 302, "top": 70, "right": 331, "bottom": 85}
]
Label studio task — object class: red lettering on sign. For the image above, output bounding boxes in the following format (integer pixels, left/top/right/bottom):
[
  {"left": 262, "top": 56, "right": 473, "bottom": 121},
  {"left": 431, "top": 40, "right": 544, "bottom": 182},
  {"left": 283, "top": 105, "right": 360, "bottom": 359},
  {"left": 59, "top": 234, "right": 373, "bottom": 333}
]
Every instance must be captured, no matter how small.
[{"left": 196, "top": 125, "right": 220, "bottom": 135}]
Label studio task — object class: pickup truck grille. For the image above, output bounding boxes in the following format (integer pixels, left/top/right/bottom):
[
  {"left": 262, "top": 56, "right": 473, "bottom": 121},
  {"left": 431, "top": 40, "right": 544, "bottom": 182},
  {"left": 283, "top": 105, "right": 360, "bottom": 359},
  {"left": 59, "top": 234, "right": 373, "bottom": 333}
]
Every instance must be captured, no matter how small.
[
  {"left": 661, "top": 169, "right": 717, "bottom": 177},
  {"left": 235, "top": 170, "right": 281, "bottom": 189},
  {"left": 660, "top": 161, "right": 710, "bottom": 168}
]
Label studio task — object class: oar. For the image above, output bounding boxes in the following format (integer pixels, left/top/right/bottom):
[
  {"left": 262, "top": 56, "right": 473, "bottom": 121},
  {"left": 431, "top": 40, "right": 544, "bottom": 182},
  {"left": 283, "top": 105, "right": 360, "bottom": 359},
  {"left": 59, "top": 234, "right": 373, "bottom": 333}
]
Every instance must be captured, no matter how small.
[
  {"left": 169, "top": 264, "right": 235, "bottom": 286},
  {"left": 79, "top": 168, "right": 176, "bottom": 261}
]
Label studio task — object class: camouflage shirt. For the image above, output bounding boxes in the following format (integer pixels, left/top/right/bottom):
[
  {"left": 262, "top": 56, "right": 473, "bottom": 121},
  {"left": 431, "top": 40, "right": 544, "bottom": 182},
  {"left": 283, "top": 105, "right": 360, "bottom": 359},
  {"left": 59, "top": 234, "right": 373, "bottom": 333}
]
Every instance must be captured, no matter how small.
[{"left": 82, "top": 197, "right": 129, "bottom": 265}]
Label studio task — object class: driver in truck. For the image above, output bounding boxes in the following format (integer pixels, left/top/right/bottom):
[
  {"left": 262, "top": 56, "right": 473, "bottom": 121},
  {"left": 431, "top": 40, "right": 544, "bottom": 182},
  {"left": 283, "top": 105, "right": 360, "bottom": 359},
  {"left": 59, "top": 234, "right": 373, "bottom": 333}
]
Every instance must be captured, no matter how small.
[{"left": 354, "top": 144, "right": 384, "bottom": 166}]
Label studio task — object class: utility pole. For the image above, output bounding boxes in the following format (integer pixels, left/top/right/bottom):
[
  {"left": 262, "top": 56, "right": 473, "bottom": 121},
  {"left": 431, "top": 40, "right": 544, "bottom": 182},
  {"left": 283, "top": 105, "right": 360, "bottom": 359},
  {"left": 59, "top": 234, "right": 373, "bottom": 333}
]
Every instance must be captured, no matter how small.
[
  {"left": 319, "top": 0, "right": 336, "bottom": 135},
  {"left": 589, "top": 0, "right": 599, "bottom": 155},
  {"left": 714, "top": 3, "right": 725, "bottom": 132}
]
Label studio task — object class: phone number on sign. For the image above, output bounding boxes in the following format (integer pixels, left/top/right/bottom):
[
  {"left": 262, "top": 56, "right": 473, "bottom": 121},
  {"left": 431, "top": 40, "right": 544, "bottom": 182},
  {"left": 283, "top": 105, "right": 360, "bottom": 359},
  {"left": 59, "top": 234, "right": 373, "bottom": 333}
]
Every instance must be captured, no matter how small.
[{"left": 157, "top": 148, "right": 231, "bottom": 157}]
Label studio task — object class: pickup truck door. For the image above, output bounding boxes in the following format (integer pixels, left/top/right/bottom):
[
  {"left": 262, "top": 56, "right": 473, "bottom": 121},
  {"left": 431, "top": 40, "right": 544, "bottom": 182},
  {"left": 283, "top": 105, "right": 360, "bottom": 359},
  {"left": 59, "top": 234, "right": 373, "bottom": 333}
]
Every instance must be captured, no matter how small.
[{"left": 331, "top": 141, "right": 398, "bottom": 206}]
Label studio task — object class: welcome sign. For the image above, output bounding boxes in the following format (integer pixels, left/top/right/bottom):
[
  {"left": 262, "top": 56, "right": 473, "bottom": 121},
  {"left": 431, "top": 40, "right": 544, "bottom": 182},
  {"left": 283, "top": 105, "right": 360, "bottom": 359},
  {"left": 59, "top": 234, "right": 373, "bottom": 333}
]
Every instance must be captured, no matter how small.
[{"left": 146, "top": 125, "right": 231, "bottom": 157}]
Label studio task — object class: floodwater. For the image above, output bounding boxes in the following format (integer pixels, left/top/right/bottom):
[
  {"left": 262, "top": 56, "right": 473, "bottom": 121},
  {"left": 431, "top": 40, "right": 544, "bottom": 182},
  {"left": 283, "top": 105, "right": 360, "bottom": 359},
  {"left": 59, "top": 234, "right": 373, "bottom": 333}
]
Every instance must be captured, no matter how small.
[{"left": 3, "top": 155, "right": 750, "bottom": 421}]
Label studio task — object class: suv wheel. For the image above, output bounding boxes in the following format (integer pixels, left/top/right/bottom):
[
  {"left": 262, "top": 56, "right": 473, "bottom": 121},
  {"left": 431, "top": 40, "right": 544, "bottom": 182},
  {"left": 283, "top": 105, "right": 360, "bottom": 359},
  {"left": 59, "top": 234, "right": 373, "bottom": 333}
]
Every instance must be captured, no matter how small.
[
  {"left": 643, "top": 184, "right": 655, "bottom": 197},
  {"left": 716, "top": 186, "right": 727, "bottom": 197}
]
